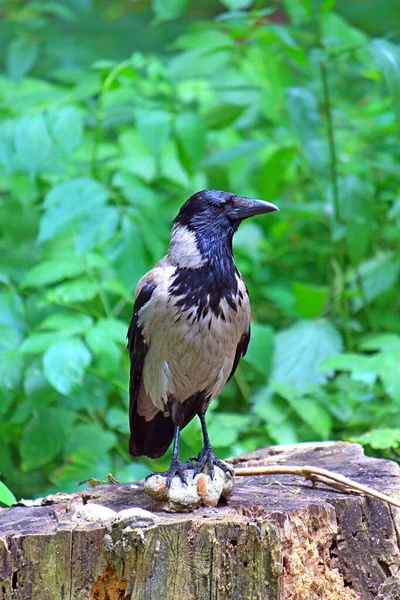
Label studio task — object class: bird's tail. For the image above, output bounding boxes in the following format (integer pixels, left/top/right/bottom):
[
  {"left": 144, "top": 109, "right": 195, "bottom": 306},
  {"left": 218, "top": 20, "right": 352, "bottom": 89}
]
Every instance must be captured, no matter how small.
[{"left": 129, "top": 409, "right": 175, "bottom": 459}]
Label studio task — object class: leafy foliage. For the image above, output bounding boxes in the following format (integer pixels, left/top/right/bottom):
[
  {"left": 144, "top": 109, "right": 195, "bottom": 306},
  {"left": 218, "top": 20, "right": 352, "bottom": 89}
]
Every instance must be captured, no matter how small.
[{"left": 1, "top": 0, "right": 400, "bottom": 501}]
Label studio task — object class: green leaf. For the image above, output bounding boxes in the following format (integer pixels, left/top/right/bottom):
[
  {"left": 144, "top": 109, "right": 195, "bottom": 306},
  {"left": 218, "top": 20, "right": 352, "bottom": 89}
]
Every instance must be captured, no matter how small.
[
  {"left": 23, "top": 361, "right": 55, "bottom": 401},
  {"left": 350, "top": 253, "right": 400, "bottom": 312},
  {"left": 359, "top": 334, "right": 400, "bottom": 352},
  {"left": 21, "top": 332, "right": 63, "bottom": 354},
  {"left": 11, "top": 173, "right": 39, "bottom": 206},
  {"left": 36, "top": 2, "right": 77, "bottom": 20},
  {"left": 352, "top": 429, "right": 400, "bottom": 450},
  {"left": 101, "top": 279, "right": 132, "bottom": 302},
  {"left": 243, "top": 323, "right": 274, "bottom": 377},
  {"left": 118, "top": 131, "right": 156, "bottom": 183},
  {"left": 112, "top": 172, "right": 161, "bottom": 208},
  {"left": 271, "top": 319, "right": 343, "bottom": 389},
  {"left": 287, "top": 87, "right": 327, "bottom": 170},
  {"left": 259, "top": 145, "right": 297, "bottom": 200},
  {"left": 266, "top": 418, "right": 299, "bottom": 445},
  {"left": 136, "top": 109, "right": 170, "bottom": 156},
  {"left": 374, "top": 350, "right": 400, "bottom": 404},
  {"left": 105, "top": 407, "right": 130, "bottom": 434},
  {"left": 0, "top": 350, "right": 23, "bottom": 402},
  {"left": 321, "top": 352, "right": 380, "bottom": 386},
  {"left": 15, "top": 114, "right": 51, "bottom": 178},
  {"left": 112, "top": 216, "right": 150, "bottom": 289},
  {"left": 170, "top": 46, "right": 230, "bottom": 80},
  {"left": 339, "top": 175, "right": 373, "bottom": 265},
  {"left": 152, "top": 0, "right": 189, "bottom": 21},
  {"left": 204, "top": 140, "right": 265, "bottom": 166},
  {"left": 65, "top": 373, "right": 109, "bottom": 413},
  {"left": 321, "top": 352, "right": 377, "bottom": 373},
  {"left": 292, "top": 282, "right": 329, "bottom": 318},
  {"left": 234, "top": 222, "right": 264, "bottom": 262},
  {"left": 38, "top": 312, "right": 93, "bottom": 335},
  {"left": 22, "top": 259, "right": 86, "bottom": 288},
  {"left": 388, "top": 196, "right": 400, "bottom": 220},
  {"left": 283, "top": 0, "right": 310, "bottom": 25},
  {"left": 175, "top": 112, "right": 206, "bottom": 170},
  {"left": 75, "top": 206, "right": 119, "bottom": 253},
  {"left": 369, "top": 39, "right": 400, "bottom": 129},
  {"left": 0, "top": 323, "right": 20, "bottom": 351},
  {"left": 64, "top": 424, "right": 117, "bottom": 458},
  {"left": 45, "top": 279, "right": 98, "bottom": 304},
  {"left": 219, "top": 0, "right": 253, "bottom": 10},
  {"left": 94, "top": 318, "right": 128, "bottom": 344},
  {"left": 6, "top": 38, "right": 39, "bottom": 82},
  {"left": 114, "top": 462, "right": 149, "bottom": 483},
  {"left": 203, "top": 104, "right": 246, "bottom": 130},
  {"left": 47, "top": 106, "right": 83, "bottom": 154},
  {"left": 160, "top": 140, "right": 190, "bottom": 189},
  {"left": 321, "top": 12, "right": 366, "bottom": 51},
  {"left": 85, "top": 326, "right": 120, "bottom": 377},
  {"left": 0, "top": 481, "right": 16, "bottom": 506},
  {"left": 0, "top": 292, "right": 25, "bottom": 338},
  {"left": 270, "top": 380, "right": 299, "bottom": 403},
  {"left": 43, "top": 339, "right": 92, "bottom": 395},
  {"left": 254, "top": 390, "right": 288, "bottom": 425},
  {"left": 175, "top": 29, "right": 234, "bottom": 51},
  {"left": 21, "top": 408, "right": 75, "bottom": 471},
  {"left": 292, "top": 399, "right": 332, "bottom": 438},
  {"left": 298, "top": 0, "right": 336, "bottom": 14},
  {"left": 38, "top": 178, "right": 109, "bottom": 243},
  {"left": 206, "top": 413, "right": 250, "bottom": 448}
]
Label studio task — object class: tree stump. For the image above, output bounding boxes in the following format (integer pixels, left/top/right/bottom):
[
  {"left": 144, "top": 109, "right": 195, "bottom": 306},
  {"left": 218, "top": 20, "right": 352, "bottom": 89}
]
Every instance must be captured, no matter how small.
[{"left": 1, "top": 442, "right": 400, "bottom": 600}]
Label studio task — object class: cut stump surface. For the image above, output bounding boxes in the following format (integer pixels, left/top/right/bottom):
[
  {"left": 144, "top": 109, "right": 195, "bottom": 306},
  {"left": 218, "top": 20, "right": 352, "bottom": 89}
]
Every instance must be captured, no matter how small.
[{"left": 1, "top": 442, "right": 400, "bottom": 599}]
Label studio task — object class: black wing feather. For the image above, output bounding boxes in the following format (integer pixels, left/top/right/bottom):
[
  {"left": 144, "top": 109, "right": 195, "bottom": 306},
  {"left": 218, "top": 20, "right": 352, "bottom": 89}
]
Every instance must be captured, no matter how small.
[
  {"left": 127, "top": 282, "right": 174, "bottom": 458},
  {"left": 226, "top": 326, "right": 250, "bottom": 382},
  {"left": 127, "top": 283, "right": 155, "bottom": 355}
]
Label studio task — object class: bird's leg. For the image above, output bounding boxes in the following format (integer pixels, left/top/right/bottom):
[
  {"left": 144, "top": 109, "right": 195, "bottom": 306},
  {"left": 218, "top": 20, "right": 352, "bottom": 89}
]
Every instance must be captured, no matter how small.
[
  {"left": 194, "top": 413, "right": 234, "bottom": 480},
  {"left": 146, "top": 425, "right": 193, "bottom": 487}
]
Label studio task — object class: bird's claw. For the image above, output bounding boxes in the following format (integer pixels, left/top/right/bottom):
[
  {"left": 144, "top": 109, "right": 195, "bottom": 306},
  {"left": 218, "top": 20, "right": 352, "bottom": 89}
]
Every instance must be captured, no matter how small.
[
  {"left": 146, "top": 457, "right": 195, "bottom": 487},
  {"left": 193, "top": 448, "right": 234, "bottom": 480}
]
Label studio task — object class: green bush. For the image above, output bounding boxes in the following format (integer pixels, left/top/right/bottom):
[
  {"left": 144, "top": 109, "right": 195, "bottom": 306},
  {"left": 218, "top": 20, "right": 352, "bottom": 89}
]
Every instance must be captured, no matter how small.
[{"left": 1, "top": 0, "right": 400, "bottom": 504}]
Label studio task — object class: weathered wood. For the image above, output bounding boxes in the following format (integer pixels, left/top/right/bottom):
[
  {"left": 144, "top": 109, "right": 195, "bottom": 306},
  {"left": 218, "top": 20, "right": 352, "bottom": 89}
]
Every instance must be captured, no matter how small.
[{"left": 1, "top": 442, "right": 400, "bottom": 599}]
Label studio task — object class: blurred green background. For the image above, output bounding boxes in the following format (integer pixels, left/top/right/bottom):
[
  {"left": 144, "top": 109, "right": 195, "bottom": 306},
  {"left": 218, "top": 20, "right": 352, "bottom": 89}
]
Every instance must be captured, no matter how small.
[{"left": 1, "top": 0, "right": 400, "bottom": 505}]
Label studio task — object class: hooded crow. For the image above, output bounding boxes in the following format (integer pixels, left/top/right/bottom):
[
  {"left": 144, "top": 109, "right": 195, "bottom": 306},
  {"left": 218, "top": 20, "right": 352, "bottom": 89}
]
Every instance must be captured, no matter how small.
[{"left": 127, "top": 189, "right": 278, "bottom": 485}]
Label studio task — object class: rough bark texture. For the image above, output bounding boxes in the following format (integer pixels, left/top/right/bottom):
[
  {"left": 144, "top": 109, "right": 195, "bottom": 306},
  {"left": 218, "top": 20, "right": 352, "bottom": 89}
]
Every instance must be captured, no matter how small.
[{"left": 1, "top": 442, "right": 400, "bottom": 600}]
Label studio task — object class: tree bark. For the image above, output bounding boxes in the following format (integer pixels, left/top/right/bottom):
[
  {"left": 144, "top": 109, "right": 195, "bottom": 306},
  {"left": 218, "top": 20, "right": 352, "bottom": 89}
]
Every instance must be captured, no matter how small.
[{"left": 1, "top": 442, "right": 400, "bottom": 600}]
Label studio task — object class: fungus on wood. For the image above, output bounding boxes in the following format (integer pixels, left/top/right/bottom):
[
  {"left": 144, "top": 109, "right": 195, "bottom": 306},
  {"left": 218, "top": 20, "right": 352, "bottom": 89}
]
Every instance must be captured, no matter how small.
[{"left": 1, "top": 442, "right": 400, "bottom": 600}]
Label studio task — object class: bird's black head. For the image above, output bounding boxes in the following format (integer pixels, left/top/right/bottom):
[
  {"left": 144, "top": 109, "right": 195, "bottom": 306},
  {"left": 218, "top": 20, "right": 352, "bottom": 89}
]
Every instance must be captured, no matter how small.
[
  {"left": 174, "top": 189, "right": 278, "bottom": 242},
  {"left": 168, "top": 190, "right": 278, "bottom": 302},
  {"left": 168, "top": 189, "right": 279, "bottom": 268}
]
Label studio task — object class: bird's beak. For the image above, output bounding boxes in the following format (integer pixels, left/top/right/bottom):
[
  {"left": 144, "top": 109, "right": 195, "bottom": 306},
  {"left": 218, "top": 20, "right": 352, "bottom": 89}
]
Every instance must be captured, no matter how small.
[{"left": 230, "top": 196, "right": 279, "bottom": 219}]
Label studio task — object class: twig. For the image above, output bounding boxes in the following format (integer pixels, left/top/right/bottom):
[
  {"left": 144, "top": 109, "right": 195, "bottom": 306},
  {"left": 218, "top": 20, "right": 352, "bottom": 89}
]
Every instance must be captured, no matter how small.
[{"left": 234, "top": 464, "right": 400, "bottom": 509}]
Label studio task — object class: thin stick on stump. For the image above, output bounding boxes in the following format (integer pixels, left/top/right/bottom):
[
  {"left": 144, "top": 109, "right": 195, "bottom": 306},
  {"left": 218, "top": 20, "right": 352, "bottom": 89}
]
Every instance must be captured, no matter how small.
[{"left": 234, "top": 464, "right": 400, "bottom": 509}]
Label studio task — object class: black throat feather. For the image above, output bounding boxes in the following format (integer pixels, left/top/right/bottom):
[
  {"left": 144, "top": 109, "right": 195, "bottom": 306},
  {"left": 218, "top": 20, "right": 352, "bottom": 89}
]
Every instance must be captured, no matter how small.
[{"left": 169, "top": 221, "right": 239, "bottom": 320}]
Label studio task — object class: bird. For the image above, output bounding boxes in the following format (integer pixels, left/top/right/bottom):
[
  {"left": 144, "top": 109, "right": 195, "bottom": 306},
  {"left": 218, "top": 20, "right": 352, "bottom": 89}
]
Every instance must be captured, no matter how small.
[{"left": 127, "top": 189, "right": 278, "bottom": 485}]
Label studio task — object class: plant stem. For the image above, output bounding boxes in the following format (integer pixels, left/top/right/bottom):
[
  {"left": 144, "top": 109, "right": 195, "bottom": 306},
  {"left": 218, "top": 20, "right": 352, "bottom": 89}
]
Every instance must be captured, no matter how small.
[
  {"left": 319, "top": 61, "right": 340, "bottom": 224},
  {"left": 85, "top": 263, "right": 112, "bottom": 318},
  {"left": 234, "top": 365, "right": 252, "bottom": 403},
  {"left": 355, "top": 269, "right": 376, "bottom": 331},
  {"left": 91, "top": 59, "right": 132, "bottom": 177},
  {"left": 311, "top": 8, "right": 353, "bottom": 349}
]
